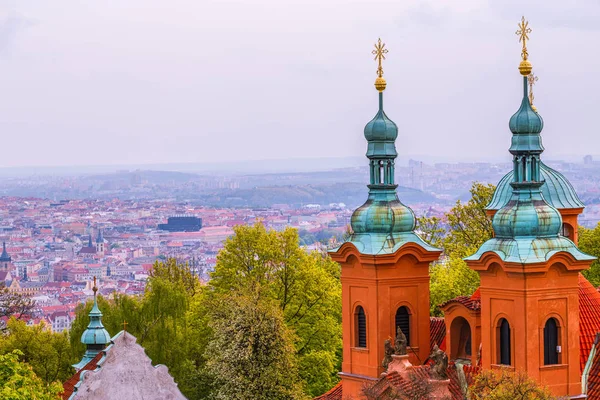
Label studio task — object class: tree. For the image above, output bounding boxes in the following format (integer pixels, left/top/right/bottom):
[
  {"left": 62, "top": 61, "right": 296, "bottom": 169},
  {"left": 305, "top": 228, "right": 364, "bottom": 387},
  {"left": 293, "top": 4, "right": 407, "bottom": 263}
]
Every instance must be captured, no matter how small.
[
  {"left": 578, "top": 223, "right": 600, "bottom": 287},
  {"left": 0, "top": 350, "right": 63, "bottom": 400},
  {"left": 0, "top": 284, "right": 35, "bottom": 328},
  {"left": 418, "top": 182, "right": 495, "bottom": 315},
  {"left": 205, "top": 292, "right": 306, "bottom": 400},
  {"left": 0, "top": 319, "right": 74, "bottom": 385},
  {"left": 469, "top": 369, "right": 554, "bottom": 400},
  {"left": 210, "top": 224, "right": 342, "bottom": 397}
]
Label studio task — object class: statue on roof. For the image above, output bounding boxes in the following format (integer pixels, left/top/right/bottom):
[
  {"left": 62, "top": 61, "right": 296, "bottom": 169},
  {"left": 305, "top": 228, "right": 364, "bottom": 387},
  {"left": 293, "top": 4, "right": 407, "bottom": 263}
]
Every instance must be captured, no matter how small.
[
  {"left": 382, "top": 339, "right": 394, "bottom": 370},
  {"left": 394, "top": 326, "right": 407, "bottom": 355},
  {"left": 430, "top": 345, "right": 448, "bottom": 380}
]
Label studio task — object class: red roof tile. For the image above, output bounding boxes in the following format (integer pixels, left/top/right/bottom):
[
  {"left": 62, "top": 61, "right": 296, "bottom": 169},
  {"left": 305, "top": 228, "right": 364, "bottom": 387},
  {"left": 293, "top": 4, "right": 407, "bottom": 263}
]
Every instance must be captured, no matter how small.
[
  {"left": 586, "top": 334, "right": 600, "bottom": 399},
  {"left": 61, "top": 352, "right": 104, "bottom": 399},
  {"left": 430, "top": 317, "right": 447, "bottom": 352},
  {"left": 439, "top": 295, "right": 481, "bottom": 312},
  {"left": 579, "top": 274, "right": 600, "bottom": 373},
  {"left": 313, "top": 382, "right": 342, "bottom": 400}
]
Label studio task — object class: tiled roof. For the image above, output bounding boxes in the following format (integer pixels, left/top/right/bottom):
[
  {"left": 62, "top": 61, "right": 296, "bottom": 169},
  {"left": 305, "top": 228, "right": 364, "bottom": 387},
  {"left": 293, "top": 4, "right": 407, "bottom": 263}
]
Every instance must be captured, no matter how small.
[
  {"left": 313, "top": 382, "right": 342, "bottom": 400},
  {"left": 579, "top": 274, "right": 600, "bottom": 372},
  {"left": 586, "top": 334, "right": 600, "bottom": 399},
  {"left": 439, "top": 295, "right": 481, "bottom": 311},
  {"left": 61, "top": 351, "right": 104, "bottom": 400},
  {"left": 430, "top": 317, "right": 447, "bottom": 352}
]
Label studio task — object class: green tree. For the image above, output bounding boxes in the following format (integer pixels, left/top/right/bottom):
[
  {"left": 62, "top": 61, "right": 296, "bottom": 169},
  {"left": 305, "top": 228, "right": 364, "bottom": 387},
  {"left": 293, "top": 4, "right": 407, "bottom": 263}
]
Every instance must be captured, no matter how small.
[
  {"left": 205, "top": 292, "right": 306, "bottom": 400},
  {"left": 0, "top": 319, "right": 74, "bottom": 385},
  {"left": 579, "top": 223, "right": 600, "bottom": 287},
  {"left": 70, "top": 259, "right": 208, "bottom": 399},
  {"left": 418, "top": 182, "right": 495, "bottom": 315},
  {"left": 0, "top": 350, "right": 63, "bottom": 400},
  {"left": 0, "top": 284, "right": 35, "bottom": 326},
  {"left": 469, "top": 369, "right": 554, "bottom": 399},
  {"left": 210, "top": 224, "right": 342, "bottom": 397}
]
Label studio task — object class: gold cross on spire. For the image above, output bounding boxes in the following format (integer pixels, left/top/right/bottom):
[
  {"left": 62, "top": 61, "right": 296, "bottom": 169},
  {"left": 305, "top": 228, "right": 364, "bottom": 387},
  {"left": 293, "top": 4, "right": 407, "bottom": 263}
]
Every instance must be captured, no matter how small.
[
  {"left": 528, "top": 72, "right": 539, "bottom": 112},
  {"left": 92, "top": 276, "right": 97, "bottom": 295},
  {"left": 372, "top": 38, "right": 388, "bottom": 78},
  {"left": 122, "top": 320, "right": 128, "bottom": 332},
  {"left": 516, "top": 16, "right": 532, "bottom": 61}
]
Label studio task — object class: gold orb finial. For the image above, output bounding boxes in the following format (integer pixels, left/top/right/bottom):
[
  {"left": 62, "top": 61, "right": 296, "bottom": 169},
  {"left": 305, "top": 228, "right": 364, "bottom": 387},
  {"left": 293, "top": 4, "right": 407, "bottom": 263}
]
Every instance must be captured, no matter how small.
[
  {"left": 516, "top": 16, "right": 533, "bottom": 76},
  {"left": 372, "top": 38, "right": 388, "bottom": 92}
]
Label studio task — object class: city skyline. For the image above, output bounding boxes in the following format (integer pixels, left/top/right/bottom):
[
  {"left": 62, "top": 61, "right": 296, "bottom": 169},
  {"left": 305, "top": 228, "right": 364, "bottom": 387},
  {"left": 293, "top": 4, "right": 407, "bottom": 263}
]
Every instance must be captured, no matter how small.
[{"left": 0, "top": 1, "right": 599, "bottom": 167}]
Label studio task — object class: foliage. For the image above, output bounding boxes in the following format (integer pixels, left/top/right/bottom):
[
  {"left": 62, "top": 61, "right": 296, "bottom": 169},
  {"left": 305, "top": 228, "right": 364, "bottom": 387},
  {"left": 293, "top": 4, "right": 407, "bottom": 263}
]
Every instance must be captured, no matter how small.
[
  {"left": 418, "top": 182, "right": 495, "bottom": 315},
  {"left": 70, "top": 258, "right": 208, "bottom": 399},
  {"left": 0, "top": 284, "right": 35, "bottom": 327},
  {"left": 210, "top": 224, "right": 342, "bottom": 397},
  {"left": 205, "top": 292, "right": 306, "bottom": 400},
  {"left": 469, "top": 369, "right": 554, "bottom": 400},
  {"left": 579, "top": 223, "right": 600, "bottom": 287},
  {"left": 0, "top": 319, "right": 74, "bottom": 385},
  {"left": 0, "top": 350, "right": 63, "bottom": 400}
]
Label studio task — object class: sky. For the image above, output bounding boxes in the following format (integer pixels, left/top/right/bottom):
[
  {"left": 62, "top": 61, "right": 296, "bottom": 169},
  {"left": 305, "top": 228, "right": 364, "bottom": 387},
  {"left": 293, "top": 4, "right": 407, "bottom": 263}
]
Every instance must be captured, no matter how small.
[{"left": 0, "top": 0, "right": 599, "bottom": 168}]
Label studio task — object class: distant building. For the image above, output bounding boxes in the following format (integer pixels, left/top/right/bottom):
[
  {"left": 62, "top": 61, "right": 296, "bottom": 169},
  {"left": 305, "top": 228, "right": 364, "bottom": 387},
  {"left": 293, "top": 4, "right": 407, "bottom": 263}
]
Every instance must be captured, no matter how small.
[
  {"left": 584, "top": 155, "right": 593, "bottom": 165},
  {"left": 157, "top": 216, "right": 202, "bottom": 232}
]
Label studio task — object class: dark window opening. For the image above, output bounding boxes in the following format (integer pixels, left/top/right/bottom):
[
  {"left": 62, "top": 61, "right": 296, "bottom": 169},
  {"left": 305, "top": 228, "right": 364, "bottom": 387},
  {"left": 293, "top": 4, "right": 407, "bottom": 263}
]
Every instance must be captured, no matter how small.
[
  {"left": 499, "top": 318, "right": 511, "bottom": 365},
  {"left": 544, "top": 318, "right": 559, "bottom": 365},
  {"left": 395, "top": 306, "right": 411, "bottom": 346},
  {"left": 356, "top": 306, "right": 367, "bottom": 348}
]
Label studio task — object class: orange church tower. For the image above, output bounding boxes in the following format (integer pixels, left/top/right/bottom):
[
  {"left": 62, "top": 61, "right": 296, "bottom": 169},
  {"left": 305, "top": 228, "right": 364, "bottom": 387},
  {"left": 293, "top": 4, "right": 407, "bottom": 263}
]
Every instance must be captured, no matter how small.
[
  {"left": 464, "top": 17, "right": 596, "bottom": 397},
  {"left": 329, "top": 39, "right": 442, "bottom": 398}
]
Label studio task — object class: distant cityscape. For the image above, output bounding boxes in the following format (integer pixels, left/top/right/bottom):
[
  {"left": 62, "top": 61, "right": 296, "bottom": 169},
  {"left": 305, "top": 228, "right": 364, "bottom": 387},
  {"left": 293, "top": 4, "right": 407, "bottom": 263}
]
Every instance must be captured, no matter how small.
[{"left": 1, "top": 156, "right": 599, "bottom": 334}]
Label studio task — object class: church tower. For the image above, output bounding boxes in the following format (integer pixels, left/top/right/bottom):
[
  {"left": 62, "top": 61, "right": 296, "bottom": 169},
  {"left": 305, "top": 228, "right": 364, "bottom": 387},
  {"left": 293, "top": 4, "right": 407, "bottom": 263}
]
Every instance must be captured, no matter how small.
[
  {"left": 96, "top": 229, "right": 105, "bottom": 256},
  {"left": 73, "top": 276, "right": 112, "bottom": 370},
  {"left": 0, "top": 242, "right": 11, "bottom": 271},
  {"left": 329, "top": 39, "right": 442, "bottom": 397},
  {"left": 465, "top": 17, "right": 596, "bottom": 397}
]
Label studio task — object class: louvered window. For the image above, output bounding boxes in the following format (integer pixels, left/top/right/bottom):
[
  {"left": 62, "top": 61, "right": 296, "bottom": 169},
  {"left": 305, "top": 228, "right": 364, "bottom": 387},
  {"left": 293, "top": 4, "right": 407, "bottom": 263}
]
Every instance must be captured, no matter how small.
[
  {"left": 395, "top": 306, "right": 410, "bottom": 346},
  {"left": 356, "top": 306, "right": 367, "bottom": 348}
]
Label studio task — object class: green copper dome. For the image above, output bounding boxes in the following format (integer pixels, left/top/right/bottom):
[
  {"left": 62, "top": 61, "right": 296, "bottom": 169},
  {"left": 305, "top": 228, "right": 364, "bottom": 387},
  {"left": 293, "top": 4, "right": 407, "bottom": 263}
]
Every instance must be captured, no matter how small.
[
  {"left": 351, "top": 189, "right": 415, "bottom": 234},
  {"left": 492, "top": 184, "right": 562, "bottom": 238},
  {"left": 509, "top": 95, "right": 544, "bottom": 135},
  {"left": 487, "top": 162, "right": 585, "bottom": 211},
  {"left": 73, "top": 285, "right": 111, "bottom": 370},
  {"left": 331, "top": 65, "right": 440, "bottom": 256}
]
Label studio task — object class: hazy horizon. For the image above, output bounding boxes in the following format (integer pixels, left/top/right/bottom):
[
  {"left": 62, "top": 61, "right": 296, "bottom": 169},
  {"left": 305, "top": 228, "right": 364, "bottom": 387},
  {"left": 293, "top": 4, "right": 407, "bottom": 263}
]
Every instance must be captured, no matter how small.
[{"left": 1, "top": 1, "right": 599, "bottom": 168}]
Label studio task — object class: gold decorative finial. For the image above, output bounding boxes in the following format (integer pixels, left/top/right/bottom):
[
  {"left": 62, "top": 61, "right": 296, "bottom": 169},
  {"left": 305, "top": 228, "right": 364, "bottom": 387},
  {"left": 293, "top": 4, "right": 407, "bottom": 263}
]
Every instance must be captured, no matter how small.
[
  {"left": 516, "top": 16, "right": 533, "bottom": 76},
  {"left": 528, "top": 72, "right": 539, "bottom": 112},
  {"left": 372, "top": 38, "right": 388, "bottom": 92},
  {"left": 122, "top": 320, "right": 128, "bottom": 332},
  {"left": 92, "top": 276, "right": 97, "bottom": 295}
]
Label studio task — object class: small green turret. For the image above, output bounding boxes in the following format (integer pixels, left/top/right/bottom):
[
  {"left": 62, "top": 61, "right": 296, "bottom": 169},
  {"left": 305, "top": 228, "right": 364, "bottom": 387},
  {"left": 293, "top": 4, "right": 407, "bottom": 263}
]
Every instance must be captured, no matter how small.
[{"left": 73, "top": 277, "right": 111, "bottom": 370}]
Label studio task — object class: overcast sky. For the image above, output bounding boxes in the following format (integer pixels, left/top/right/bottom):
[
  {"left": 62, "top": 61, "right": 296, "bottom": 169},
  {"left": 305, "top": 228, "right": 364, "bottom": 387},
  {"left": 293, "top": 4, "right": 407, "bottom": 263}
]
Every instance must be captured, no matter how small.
[{"left": 0, "top": 0, "right": 598, "bottom": 168}]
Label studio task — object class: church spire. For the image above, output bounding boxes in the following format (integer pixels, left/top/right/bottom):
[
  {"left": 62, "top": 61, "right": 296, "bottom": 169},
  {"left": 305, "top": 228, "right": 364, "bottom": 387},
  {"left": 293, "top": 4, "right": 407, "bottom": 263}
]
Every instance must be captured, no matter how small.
[
  {"left": 73, "top": 276, "right": 112, "bottom": 370},
  {"left": 341, "top": 39, "right": 438, "bottom": 255},
  {"left": 466, "top": 17, "right": 593, "bottom": 263}
]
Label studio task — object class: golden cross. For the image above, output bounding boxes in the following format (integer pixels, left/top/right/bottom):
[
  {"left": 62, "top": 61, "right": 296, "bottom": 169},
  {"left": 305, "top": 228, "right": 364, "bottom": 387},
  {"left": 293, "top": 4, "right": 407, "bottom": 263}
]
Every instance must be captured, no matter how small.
[
  {"left": 92, "top": 276, "right": 97, "bottom": 294},
  {"left": 122, "top": 320, "right": 128, "bottom": 332},
  {"left": 528, "top": 73, "right": 538, "bottom": 106},
  {"left": 516, "top": 16, "right": 532, "bottom": 60},
  {"left": 372, "top": 38, "right": 388, "bottom": 78}
]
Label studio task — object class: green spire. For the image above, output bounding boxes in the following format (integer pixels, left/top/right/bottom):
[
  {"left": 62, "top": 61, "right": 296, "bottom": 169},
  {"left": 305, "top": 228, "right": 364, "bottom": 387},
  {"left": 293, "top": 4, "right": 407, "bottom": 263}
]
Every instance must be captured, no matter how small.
[
  {"left": 340, "top": 39, "right": 438, "bottom": 255},
  {"left": 466, "top": 20, "right": 594, "bottom": 265},
  {"left": 73, "top": 277, "right": 111, "bottom": 370}
]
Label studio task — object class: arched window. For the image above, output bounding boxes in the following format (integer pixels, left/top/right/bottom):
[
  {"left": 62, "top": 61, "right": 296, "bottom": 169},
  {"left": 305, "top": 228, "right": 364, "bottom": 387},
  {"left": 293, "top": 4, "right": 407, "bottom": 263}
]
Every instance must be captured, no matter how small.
[
  {"left": 544, "top": 318, "right": 559, "bottom": 365},
  {"left": 521, "top": 157, "right": 527, "bottom": 181},
  {"left": 395, "top": 306, "right": 411, "bottom": 346},
  {"left": 498, "top": 318, "right": 511, "bottom": 365},
  {"left": 356, "top": 306, "right": 367, "bottom": 348},
  {"left": 531, "top": 157, "right": 537, "bottom": 181},
  {"left": 561, "top": 223, "right": 572, "bottom": 240}
]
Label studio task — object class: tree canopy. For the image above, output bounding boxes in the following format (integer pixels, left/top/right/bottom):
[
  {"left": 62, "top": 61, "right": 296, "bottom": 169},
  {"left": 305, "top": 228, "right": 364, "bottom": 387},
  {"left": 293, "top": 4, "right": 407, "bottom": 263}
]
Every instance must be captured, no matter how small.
[
  {"left": 579, "top": 223, "right": 600, "bottom": 287},
  {"left": 0, "top": 350, "right": 63, "bottom": 400},
  {"left": 418, "top": 182, "right": 495, "bottom": 315}
]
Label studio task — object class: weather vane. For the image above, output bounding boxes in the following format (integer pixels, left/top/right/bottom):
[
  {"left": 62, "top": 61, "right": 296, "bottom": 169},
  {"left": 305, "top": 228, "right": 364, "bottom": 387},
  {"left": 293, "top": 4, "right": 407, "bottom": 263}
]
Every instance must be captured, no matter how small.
[
  {"left": 372, "top": 38, "right": 388, "bottom": 92},
  {"left": 516, "top": 16, "right": 533, "bottom": 76},
  {"left": 528, "top": 73, "right": 538, "bottom": 111}
]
